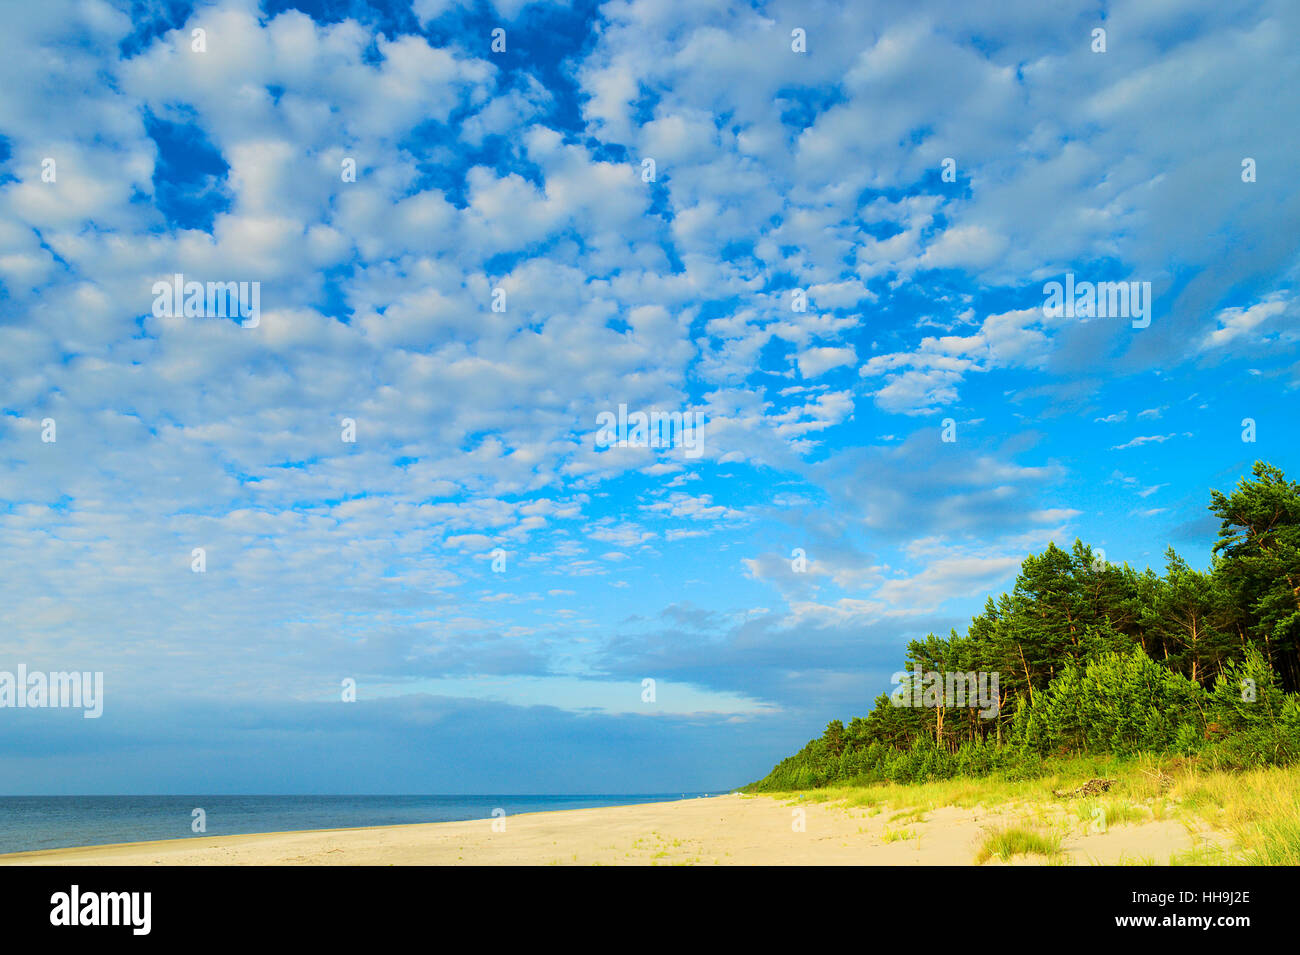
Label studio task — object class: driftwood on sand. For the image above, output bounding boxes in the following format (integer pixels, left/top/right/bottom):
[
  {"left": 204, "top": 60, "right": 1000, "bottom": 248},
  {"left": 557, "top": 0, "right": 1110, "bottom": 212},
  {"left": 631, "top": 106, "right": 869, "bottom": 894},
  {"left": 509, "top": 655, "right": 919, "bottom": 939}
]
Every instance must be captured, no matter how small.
[{"left": 1052, "top": 778, "right": 1116, "bottom": 799}]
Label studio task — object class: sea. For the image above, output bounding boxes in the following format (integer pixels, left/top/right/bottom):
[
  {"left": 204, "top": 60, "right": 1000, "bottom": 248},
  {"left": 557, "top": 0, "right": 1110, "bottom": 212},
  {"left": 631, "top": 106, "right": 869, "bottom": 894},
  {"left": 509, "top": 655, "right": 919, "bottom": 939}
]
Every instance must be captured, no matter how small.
[{"left": 0, "top": 793, "right": 721, "bottom": 855}]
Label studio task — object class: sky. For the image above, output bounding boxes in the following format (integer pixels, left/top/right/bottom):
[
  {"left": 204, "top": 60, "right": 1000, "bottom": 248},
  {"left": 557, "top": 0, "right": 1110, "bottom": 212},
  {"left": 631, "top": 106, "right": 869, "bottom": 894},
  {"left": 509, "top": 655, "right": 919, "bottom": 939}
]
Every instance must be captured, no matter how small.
[{"left": 0, "top": 0, "right": 1297, "bottom": 794}]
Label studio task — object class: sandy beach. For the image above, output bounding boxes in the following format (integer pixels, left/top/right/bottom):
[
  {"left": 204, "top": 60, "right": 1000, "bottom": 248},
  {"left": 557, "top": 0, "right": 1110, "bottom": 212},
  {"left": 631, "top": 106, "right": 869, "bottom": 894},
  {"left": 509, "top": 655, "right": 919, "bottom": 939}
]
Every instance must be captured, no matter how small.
[{"left": 0, "top": 792, "right": 1220, "bottom": 866}]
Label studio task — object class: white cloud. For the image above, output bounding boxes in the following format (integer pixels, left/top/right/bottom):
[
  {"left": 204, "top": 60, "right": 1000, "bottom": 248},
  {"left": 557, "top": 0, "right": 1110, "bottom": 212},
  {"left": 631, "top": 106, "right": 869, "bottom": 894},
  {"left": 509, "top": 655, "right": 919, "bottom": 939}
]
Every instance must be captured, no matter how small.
[
  {"left": 1200, "top": 295, "right": 1290, "bottom": 350},
  {"left": 796, "top": 346, "right": 857, "bottom": 378}
]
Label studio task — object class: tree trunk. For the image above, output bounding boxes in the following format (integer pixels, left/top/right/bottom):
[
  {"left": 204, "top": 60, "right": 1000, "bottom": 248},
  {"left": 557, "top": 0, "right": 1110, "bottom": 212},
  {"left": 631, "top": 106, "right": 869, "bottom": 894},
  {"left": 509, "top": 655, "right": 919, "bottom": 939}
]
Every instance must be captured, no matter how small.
[{"left": 1017, "top": 643, "right": 1034, "bottom": 703}]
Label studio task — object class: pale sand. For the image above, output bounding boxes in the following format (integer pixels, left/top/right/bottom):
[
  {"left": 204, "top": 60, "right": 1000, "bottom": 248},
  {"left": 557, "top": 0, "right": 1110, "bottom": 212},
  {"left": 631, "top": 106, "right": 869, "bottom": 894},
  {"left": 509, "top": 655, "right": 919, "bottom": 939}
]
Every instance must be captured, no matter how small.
[{"left": 0, "top": 793, "right": 1223, "bottom": 866}]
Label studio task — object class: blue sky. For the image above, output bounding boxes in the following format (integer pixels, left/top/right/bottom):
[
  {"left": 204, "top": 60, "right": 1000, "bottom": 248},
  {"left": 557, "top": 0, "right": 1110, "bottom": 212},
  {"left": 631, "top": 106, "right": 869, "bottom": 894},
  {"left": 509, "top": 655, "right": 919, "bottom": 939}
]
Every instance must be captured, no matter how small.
[{"left": 1, "top": 0, "right": 1298, "bottom": 794}]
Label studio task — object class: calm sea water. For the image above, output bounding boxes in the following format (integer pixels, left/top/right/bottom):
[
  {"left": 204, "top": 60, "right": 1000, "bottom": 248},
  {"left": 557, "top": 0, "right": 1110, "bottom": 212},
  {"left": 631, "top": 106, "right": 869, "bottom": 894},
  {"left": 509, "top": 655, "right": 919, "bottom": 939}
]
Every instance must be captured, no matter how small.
[{"left": 0, "top": 793, "right": 720, "bottom": 854}]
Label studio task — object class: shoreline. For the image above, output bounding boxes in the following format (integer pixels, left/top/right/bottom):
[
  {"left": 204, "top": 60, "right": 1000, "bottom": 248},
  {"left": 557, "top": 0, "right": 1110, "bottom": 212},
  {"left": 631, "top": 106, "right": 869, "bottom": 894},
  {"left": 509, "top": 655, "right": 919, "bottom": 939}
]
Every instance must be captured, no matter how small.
[
  {"left": 0, "top": 791, "right": 1217, "bottom": 865},
  {"left": 0, "top": 794, "right": 716, "bottom": 862}
]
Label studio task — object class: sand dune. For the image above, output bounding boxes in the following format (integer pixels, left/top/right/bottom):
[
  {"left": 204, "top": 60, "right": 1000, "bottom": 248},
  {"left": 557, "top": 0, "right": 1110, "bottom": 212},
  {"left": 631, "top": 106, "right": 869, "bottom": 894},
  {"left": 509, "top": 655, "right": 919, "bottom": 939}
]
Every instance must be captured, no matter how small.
[{"left": 0, "top": 792, "right": 1220, "bottom": 865}]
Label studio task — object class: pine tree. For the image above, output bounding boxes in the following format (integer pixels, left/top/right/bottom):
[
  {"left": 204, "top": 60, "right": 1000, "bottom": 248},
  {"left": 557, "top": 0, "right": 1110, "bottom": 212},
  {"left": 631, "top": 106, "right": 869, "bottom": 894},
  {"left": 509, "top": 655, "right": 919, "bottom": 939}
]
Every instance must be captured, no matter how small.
[
  {"left": 1210, "top": 462, "right": 1300, "bottom": 690},
  {"left": 1148, "top": 548, "right": 1234, "bottom": 684}
]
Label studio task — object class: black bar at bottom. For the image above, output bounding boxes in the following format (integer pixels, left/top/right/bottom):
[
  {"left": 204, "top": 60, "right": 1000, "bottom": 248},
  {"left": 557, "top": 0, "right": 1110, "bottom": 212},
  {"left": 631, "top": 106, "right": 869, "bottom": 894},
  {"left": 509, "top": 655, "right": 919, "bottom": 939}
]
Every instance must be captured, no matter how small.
[{"left": 0, "top": 865, "right": 1273, "bottom": 943}]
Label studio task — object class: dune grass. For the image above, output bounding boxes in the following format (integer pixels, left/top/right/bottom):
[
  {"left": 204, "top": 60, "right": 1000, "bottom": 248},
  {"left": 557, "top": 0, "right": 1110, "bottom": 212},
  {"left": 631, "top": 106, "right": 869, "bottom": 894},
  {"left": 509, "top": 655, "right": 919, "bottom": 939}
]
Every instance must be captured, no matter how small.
[
  {"left": 1175, "top": 764, "right": 1300, "bottom": 865},
  {"left": 765, "top": 756, "right": 1300, "bottom": 865},
  {"left": 888, "top": 807, "right": 928, "bottom": 824},
  {"left": 975, "top": 827, "right": 1064, "bottom": 864},
  {"left": 1072, "top": 798, "right": 1149, "bottom": 829}
]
